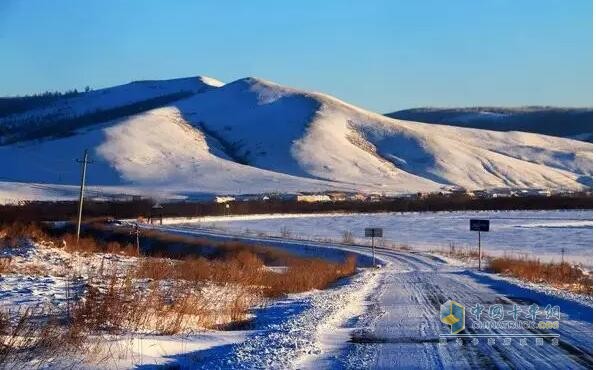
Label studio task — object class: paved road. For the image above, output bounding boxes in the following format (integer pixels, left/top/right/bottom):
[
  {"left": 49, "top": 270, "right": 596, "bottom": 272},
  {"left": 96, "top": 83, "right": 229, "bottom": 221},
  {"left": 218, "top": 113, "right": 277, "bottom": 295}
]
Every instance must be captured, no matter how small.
[{"left": 151, "top": 225, "right": 593, "bottom": 369}]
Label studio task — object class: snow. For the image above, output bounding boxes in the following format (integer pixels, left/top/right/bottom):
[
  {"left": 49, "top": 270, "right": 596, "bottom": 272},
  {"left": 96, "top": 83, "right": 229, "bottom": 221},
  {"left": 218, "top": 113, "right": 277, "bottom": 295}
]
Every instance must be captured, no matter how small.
[
  {"left": 180, "top": 269, "right": 380, "bottom": 369},
  {"left": 0, "top": 76, "right": 222, "bottom": 131},
  {"left": 0, "top": 240, "right": 138, "bottom": 319},
  {"left": 169, "top": 210, "right": 593, "bottom": 266},
  {"left": 295, "top": 269, "right": 382, "bottom": 369},
  {"left": 1, "top": 222, "right": 592, "bottom": 368},
  {"left": 0, "top": 76, "right": 591, "bottom": 201},
  {"left": 139, "top": 225, "right": 593, "bottom": 368}
]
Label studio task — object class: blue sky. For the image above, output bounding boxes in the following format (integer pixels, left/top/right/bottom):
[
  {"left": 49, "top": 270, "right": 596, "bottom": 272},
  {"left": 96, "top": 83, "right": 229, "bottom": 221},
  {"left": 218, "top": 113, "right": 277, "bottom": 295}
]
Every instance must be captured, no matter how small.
[{"left": 0, "top": 0, "right": 592, "bottom": 112}]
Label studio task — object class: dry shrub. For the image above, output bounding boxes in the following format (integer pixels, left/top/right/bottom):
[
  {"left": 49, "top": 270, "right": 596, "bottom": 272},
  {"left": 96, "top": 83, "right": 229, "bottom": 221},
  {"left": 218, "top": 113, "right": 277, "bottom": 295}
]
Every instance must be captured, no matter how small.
[
  {"left": 1, "top": 222, "right": 138, "bottom": 258},
  {"left": 10, "top": 261, "right": 49, "bottom": 276},
  {"left": 0, "top": 257, "right": 11, "bottom": 274},
  {"left": 72, "top": 274, "right": 237, "bottom": 334},
  {"left": 489, "top": 256, "right": 592, "bottom": 295},
  {"left": 341, "top": 230, "right": 355, "bottom": 244},
  {"left": 135, "top": 250, "right": 358, "bottom": 299},
  {"left": 60, "top": 233, "right": 138, "bottom": 257},
  {"left": 0, "top": 308, "right": 85, "bottom": 368},
  {"left": 433, "top": 243, "right": 479, "bottom": 259},
  {"left": 0, "top": 222, "right": 46, "bottom": 248},
  {"left": 135, "top": 257, "right": 176, "bottom": 281},
  {"left": 264, "top": 255, "right": 357, "bottom": 297}
]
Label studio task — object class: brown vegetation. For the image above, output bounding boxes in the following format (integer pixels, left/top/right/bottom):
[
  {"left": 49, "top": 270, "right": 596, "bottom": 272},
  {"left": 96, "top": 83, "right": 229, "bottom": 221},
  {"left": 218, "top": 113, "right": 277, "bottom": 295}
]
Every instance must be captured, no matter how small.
[
  {"left": 60, "top": 233, "right": 138, "bottom": 256},
  {"left": 489, "top": 256, "right": 592, "bottom": 295},
  {"left": 0, "top": 222, "right": 138, "bottom": 257},
  {"left": 0, "top": 222, "right": 359, "bottom": 367},
  {"left": 0, "top": 308, "right": 86, "bottom": 368},
  {"left": 135, "top": 250, "right": 357, "bottom": 298}
]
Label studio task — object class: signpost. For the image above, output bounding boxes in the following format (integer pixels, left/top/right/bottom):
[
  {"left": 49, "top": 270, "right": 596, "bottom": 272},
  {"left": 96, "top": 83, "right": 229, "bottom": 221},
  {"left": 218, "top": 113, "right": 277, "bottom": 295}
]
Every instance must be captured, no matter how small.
[
  {"left": 365, "top": 228, "right": 383, "bottom": 267},
  {"left": 469, "top": 219, "right": 490, "bottom": 271}
]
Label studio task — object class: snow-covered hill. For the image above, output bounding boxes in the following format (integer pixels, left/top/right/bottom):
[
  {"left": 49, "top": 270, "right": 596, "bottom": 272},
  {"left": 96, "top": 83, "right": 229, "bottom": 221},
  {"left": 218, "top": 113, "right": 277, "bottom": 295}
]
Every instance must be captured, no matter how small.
[
  {"left": 0, "top": 76, "right": 222, "bottom": 144},
  {"left": 386, "top": 107, "right": 593, "bottom": 142},
  {"left": 0, "top": 77, "right": 592, "bottom": 202}
]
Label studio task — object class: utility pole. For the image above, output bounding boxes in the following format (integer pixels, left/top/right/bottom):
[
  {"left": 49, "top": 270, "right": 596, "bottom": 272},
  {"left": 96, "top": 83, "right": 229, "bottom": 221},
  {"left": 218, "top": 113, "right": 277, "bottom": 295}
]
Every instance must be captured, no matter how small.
[
  {"left": 131, "top": 224, "right": 141, "bottom": 255},
  {"left": 561, "top": 248, "right": 565, "bottom": 264},
  {"left": 76, "top": 149, "right": 92, "bottom": 243},
  {"left": 478, "top": 230, "right": 481, "bottom": 271},
  {"left": 371, "top": 235, "right": 376, "bottom": 268}
]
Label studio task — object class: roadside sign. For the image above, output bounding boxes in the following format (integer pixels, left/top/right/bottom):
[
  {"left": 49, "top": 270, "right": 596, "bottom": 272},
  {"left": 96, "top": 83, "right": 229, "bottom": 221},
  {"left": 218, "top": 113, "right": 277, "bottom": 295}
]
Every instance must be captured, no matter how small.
[
  {"left": 469, "top": 219, "right": 490, "bottom": 271},
  {"left": 470, "top": 219, "right": 489, "bottom": 232},
  {"left": 365, "top": 228, "right": 383, "bottom": 238},
  {"left": 365, "top": 228, "right": 383, "bottom": 268}
]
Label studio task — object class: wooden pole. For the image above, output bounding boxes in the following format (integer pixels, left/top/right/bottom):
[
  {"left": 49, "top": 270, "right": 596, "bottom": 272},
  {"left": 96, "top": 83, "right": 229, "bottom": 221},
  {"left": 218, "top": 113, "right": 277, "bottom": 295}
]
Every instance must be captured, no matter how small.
[
  {"left": 76, "top": 149, "right": 89, "bottom": 244},
  {"left": 478, "top": 230, "right": 481, "bottom": 271}
]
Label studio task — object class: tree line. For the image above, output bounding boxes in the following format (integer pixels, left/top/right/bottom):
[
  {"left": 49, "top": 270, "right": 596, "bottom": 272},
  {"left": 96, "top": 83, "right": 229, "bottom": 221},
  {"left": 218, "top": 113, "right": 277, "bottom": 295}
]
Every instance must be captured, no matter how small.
[{"left": 0, "top": 192, "right": 591, "bottom": 223}]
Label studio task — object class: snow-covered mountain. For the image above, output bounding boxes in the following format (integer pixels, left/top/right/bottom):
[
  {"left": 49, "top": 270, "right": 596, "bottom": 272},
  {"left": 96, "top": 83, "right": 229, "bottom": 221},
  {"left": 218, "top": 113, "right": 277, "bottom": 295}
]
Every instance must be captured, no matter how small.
[
  {"left": 386, "top": 107, "right": 593, "bottom": 142},
  {"left": 0, "top": 77, "right": 592, "bottom": 201},
  {"left": 0, "top": 76, "right": 222, "bottom": 144}
]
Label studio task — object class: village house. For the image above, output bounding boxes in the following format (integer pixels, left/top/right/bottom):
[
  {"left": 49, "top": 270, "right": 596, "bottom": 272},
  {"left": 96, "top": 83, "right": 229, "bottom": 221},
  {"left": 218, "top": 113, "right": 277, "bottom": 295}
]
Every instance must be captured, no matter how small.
[
  {"left": 214, "top": 195, "right": 236, "bottom": 203},
  {"left": 296, "top": 193, "right": 332, "bottom": 202}
]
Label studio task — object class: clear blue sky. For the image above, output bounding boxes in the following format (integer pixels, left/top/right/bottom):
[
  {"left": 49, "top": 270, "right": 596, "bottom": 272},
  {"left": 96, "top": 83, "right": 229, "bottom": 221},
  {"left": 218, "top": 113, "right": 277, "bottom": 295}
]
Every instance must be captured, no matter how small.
[{"left": 0, "top": 0, "right": 592, "bottom": 112}]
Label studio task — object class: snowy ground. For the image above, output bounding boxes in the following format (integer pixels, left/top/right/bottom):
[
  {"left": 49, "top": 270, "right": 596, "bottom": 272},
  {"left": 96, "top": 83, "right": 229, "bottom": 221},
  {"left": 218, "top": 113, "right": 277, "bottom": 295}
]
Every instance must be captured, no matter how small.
[
  {"left": 168, "top": 209, "right": 593, "bottom": 266},
  {"left": 1, "top": 221, "right": 592, "bottom": 368},
  {"left": 143, "top": 225, "right": 593, "bottom": 369}
]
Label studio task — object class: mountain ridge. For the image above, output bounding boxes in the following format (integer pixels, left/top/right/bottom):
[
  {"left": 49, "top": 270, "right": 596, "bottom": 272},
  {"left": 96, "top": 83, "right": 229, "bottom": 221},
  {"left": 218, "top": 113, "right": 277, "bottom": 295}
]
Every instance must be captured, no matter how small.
[
  {"left": 0, "top": 76, "right": 591, "bottom": 202},
  {"left": 386, "top": 107, "right": 593, "bottom": 142}
]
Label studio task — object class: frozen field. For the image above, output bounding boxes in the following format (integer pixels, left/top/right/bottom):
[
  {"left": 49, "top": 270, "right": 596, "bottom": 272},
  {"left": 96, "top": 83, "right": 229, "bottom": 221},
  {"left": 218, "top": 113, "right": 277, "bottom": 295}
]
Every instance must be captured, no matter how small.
[{"left": 179, "top": 210, "right": 593, "bottom": 266}]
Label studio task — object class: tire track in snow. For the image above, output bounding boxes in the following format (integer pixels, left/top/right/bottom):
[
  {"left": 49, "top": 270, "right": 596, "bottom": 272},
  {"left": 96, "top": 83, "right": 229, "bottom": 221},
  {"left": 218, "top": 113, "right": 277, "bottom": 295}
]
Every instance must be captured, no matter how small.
[
  {"left": 349, "top": 251, "right": 592, "bottom": 369},
  {"left": 152, "top": 225, "right": 592, "bottom": 369}
]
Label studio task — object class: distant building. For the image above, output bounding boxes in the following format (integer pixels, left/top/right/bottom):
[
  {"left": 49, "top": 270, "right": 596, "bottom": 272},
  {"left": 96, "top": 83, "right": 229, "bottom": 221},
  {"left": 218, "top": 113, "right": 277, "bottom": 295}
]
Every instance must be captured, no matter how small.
[
  {"left": 516, "top": 188, "right": 552, "bottom": 197},
  {"left": 347, "top": 193, "right": 368, "bottom": 201},
  {"left": 471, "top": 190, "right": 491, "bottom": 199},
  {"left": 237, "top": 194, "right": 271, "bottom": 202},
  {"left": 397, "top": 193, "right": 419, "bottom": 200},
  {"left": 488, "top": 188, "right": 515, "bottom": 198},
  {"left": 296, "top": 193, "right": 332, "bottom": 202},
  {"left": 449, "top": 187, "right": 474, "bottom": 197},
  {"left": 215, "top": 196, "right": 235, "bottom": 203},
  {"left": 326, "top": 192, "right": 347, "bottom": 202},
  {"left": 366, "top": 193, "right": 383, "bottom": 202}
]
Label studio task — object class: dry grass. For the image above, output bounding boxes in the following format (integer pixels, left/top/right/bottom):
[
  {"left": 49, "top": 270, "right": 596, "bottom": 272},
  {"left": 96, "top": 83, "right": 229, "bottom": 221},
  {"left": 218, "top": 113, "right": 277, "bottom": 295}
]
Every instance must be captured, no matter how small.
[
  {"left": 341, "top": 230, "right": 355, "bottom": 244},
  {"left": 432, "top": 243, "right": 480, "bottom": 260},
  {"left": 266, "top": 255, "right": 357, "bottom": 297},
  {"left": 0, "top": 257, "right": 11, "bottom": 274},
  {"left": 0, "top": 308, "right": 86, "bottom": 368},
  {"left": 135, "top": 251, "right": 358, "bottom": 298},
  {"left": 489, "top": 256, "right": 592, "bottom": 295},
  {"left": 0, "top": 222, "right": 46, "bottom": 248},
  {"left": 0, "top": 222, "right": 360, "bottom": 367},
  {"left": 0, "top": 222, "right": 138, "bottom": 257},
  {"left": 60, "top": 234, "right": 138, "bottom": 257},
  {"left": 72, "top": 276, "right": 229, "bottom": 335}
]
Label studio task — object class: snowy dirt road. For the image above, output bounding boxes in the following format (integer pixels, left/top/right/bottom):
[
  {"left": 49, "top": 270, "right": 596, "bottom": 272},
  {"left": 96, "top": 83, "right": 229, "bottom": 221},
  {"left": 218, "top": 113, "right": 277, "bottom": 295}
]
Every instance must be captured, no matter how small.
[
  {"left": 346, "top": 249, "right": 592, "bottom": 369},
  {"left": 150, "top": 226, "right": 593, "bottom": 369}
]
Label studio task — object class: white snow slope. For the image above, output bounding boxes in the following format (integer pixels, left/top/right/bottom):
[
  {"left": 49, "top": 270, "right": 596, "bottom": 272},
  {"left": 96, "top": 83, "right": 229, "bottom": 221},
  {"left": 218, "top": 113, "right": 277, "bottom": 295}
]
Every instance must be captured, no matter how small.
[
  {"left": 0, "top": 76, "right": 592, "bottom": 201},
  {"left": 0, "top": 76, "right": 222, "bottom": 129}
]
